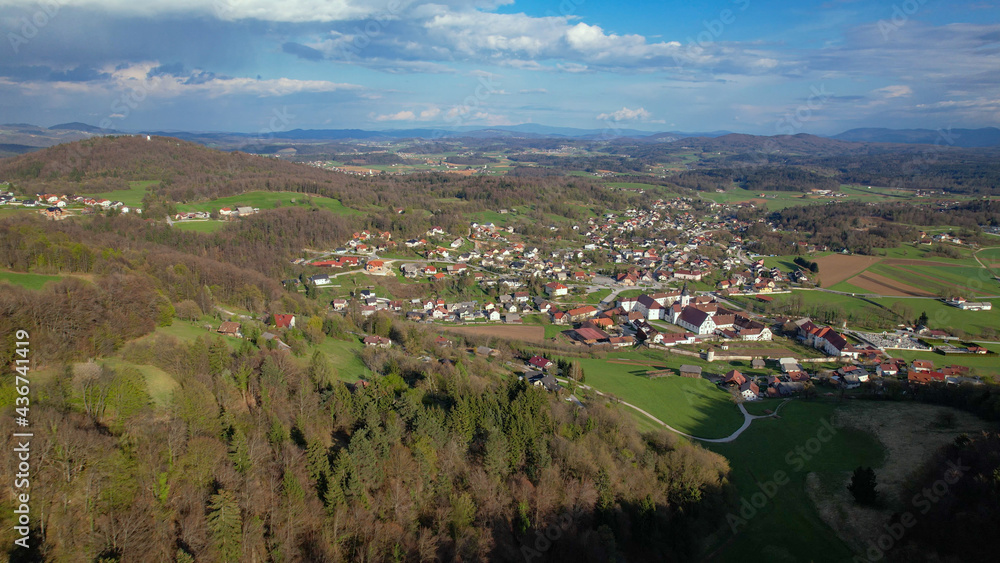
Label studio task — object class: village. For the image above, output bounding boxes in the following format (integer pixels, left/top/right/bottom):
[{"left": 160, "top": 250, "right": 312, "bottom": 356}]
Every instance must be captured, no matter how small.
[{"left": 238, "top": 195, "right": 994, "bottom": 403}]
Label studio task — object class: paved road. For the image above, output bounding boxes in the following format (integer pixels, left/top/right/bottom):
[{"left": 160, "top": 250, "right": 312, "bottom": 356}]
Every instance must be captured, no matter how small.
[{"left": 557, "top": 377, "right": 790, "bottom": 443}]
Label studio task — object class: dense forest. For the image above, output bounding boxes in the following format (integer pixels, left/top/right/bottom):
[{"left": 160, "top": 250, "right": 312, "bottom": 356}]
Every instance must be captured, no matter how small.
[
  {"left": 0, "top": 315, "right": 733, "bottom": 562},
  {"left": 671, "top": 167, "right": 839, "bottom": 192},
  {"left": 758, "top": 200, "right": 999, "bottom": 254}
]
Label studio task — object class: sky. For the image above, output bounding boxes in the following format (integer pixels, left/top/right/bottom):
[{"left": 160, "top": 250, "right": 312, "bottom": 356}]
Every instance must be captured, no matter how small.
[{"left": 0, "top": 0, "right": 998, "bottom": 135}]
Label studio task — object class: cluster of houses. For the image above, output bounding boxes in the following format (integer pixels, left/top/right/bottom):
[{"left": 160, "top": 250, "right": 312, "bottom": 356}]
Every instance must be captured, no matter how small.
[
  {"left": 916, "top": 231, "right": 965, "bottom": 246},
  {"left": 946, "top": 297, "right": 993, "bottom": 311},
  {"left": 0, "top": 191, "right": 141, "bottom": 215},
  {"left": 174, "top": 206, "right": 257, "bottom": 221}
]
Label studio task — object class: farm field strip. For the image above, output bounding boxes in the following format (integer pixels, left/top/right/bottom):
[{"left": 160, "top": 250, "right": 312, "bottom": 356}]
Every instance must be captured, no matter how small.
[
  {"left": 847, "top": 271, "right": 935, "bottom": 297},
  {"left": 870, "top": 263, "right": 995, "bottom": 296},
  {"left": 814, "top": 254, "right": 883, "bottom": 287}
]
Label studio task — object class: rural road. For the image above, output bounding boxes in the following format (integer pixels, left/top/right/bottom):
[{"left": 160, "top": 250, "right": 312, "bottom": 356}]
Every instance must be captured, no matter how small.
[{"left": 558, "top": 377, "right": 790, "bottom": 443}]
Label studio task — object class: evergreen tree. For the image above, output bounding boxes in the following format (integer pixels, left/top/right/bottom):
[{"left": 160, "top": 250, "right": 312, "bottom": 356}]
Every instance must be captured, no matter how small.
[
  {"left": 206, "top": 490, "right": 243, "bottom": 562},
  {"left": 848, "top": 466, "right": 879, "bottom": 506}
]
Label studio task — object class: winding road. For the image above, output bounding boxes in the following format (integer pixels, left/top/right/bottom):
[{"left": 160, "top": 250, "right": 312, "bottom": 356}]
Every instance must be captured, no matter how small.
[{"left": 559, "top": 377, "right": 790, "bottom": 443}]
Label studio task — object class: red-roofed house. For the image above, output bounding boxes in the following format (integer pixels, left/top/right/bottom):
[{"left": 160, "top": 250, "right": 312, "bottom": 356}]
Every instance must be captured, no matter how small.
[
  {"left": 723, "top": 370, "right": 747, "bottom": 386},
  {"left": 909, "top": 371, "right": 945, "bottom": 385},
  {"left": 366, "top": 259, "right": 387, "bottom": 274},
  {"left": 566, "top": 305, "right": 598, "bottom": 322},
  {"left": 876, "top": 363, "right": 898, "bottom": 377},
  {"left": 273, "top": 314, "right": 295, "bottom": 329},
  {"left": 528, "top": 356, "right": 554, "bottom": 370},
  {"left": 363, "top": 335, "right": 392, "bottom": 348}
]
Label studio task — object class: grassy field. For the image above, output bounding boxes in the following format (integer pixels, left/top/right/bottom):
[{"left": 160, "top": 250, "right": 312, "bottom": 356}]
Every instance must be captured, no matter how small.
[
  {"left": 0, "top": 270, "right": 65, "bottom": 290},
  {"left": 89, "top": 180, "right": 160, "bottom": 207},
  {"left": 766, "top": 289, "right": 877, "bottom": 316},
  {"left": 704, "top": 400, "right": 885, "bottom": 563},
  {"left": 99, "top": 358, "right": 178, "bottom": 408},
  {"left": 585, "top": 288, "right": 612, "bottom": 304},
  {"left": 827, "top": 280, "right": 874, "bottom": 294},
  {"left": 604, "top": 182, "right": 663, "bottom": 191},
  {"left": 759, "top": 251, "right": 834, "bottom": 272},
  {"left": 977, "top": 247, "right": 1000, "bottom": 262},
  {"left": 172, "top": 220, "right": 229, "bottom": 233},
  {"left": 699, "top": 189, "right": 850, "bottom": 210},
  {"left": 869, "top": 297, "right": 1000, "bottom": 338},
  {"left": 875, "top": 244, "right": 980, "bottom": 266},
  {"left": 868, "top": 262, "right": 997, "bottom": 296},
  {"left": 521, "top": 315, "right": 570, "bottom": 340},
  {"left": 315, "top": 337, "right": 369, "bottom": 381},
  {"left": 176, "top": 191, "right": 361, "bottom": 216},
  {"left": 570, "top": 353, "right": 745, "bottom": 439}
]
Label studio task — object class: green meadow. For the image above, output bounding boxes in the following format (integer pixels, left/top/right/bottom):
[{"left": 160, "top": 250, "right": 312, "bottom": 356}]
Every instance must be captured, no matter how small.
[
  {"left": 89, "top": 180, "right": 160, "bottom": 207},
  {"left": 177, "top": 191, "right": 361, "bottom": 215},
  {"left": 569, "top": 352, "right": 745, "bottom": 439},
  {"left": 704, "top": 401, "right": 885, "bottom": 563},
  {"left": 0, "top": 270, "right": 64, "bottom": 290}
]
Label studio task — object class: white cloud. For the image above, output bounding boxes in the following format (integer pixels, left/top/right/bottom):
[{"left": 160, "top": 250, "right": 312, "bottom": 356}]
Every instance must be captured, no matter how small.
[
  {"left": 0, "top": 0, "right": 400, "bottom": 23},
  {"left": 5, "top": 61, "right": 362, "bottom": 98},
  {"left": 372, "top": 110, "right": 416, "bottom": 121},
  {"left": 597, "top": 107, "right": 652, "bottom": 122},
  {"left": 873, "top": 85, "right": 912, "bottom": 99},
  {"left": 370, "top": 105, "right": 444, "bottom": 121}
]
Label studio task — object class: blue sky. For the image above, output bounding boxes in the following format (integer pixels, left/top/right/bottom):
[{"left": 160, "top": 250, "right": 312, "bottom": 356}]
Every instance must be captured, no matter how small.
[{"left": 1, "top": 0, "right": 998, "bottom": 134}]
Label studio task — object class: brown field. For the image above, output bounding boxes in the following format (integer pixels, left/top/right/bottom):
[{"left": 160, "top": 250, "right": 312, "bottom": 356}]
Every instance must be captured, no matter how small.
[
  {"left": 814, "top": 255, "right": 883, "bottom": 287},
  {"left": 847, "top": 272, "right": 935, "bottom": 297},
  {"left": 443, "top": 324, "right": 545, "bottom": 343}
]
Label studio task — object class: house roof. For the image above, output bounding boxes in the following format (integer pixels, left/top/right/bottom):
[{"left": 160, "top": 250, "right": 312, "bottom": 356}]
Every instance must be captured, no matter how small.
[
  {"left": 572, "top": 327, "right": 609, "bottom": 341},
  {"left": 273, "top": 314, "right": 294, "bottom": 328},
  {"left": 529, "top": 356, "right": 552, "bottom": 368},
  {"left": 724, "top": 370, "right": 747, "bottom": 385},
  {"left": 678, "top": 306, "right": 712, "bottom": 327}
]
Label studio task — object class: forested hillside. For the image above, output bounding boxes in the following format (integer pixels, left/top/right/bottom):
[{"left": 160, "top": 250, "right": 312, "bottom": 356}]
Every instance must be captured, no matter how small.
[{"left": 0, "top": 308, "right": 732, "bottom": 562}]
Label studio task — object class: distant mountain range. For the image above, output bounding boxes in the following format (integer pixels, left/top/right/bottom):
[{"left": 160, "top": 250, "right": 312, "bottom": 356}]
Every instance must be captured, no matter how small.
[
  {"left": 1, "top": 122, "right": 998, "bottom": 157},
  {"left": 831, "top": 127, "right": 1000, "bottom": 148}
]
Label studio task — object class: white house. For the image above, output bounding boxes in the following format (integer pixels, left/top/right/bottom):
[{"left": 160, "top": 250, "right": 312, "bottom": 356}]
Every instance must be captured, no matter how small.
[
  {"left": 545, "top": 282, "right": 569, "bottom": 297},
  {"left": 676, "top": 307, "right": 716, "bottom": 335}
]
